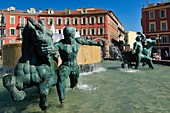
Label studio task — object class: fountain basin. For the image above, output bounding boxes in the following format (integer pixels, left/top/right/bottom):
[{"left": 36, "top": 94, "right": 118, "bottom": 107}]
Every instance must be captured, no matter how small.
[
  {"left": 0, "top": 61, "right": 170, "bottom": 113},
  {"left": 2, "top": 43, "right": 101, "bottom": 67}
]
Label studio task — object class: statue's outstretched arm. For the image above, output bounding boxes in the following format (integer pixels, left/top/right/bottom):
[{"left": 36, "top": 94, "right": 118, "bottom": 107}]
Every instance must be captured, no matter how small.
[{"left": 75, "top": 37, "right": 102, "bottom": 46}]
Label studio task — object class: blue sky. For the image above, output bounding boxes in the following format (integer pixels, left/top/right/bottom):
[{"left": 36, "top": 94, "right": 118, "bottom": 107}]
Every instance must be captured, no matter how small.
[{"left": 0, "top": 0, "right": 162, "bottom": 32}]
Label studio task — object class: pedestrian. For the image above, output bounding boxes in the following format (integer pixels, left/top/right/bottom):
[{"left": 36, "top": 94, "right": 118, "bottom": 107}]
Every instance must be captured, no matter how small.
[{"left": 165, "top": 51, "right": 169, "bottom": 60}]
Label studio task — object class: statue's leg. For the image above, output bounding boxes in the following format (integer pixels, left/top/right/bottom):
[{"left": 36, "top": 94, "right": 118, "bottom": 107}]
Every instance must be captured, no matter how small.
[
  {"left": 135, "top": 55, "right": 141, "bottom": 69},
  {"left": 2, "top": 74, "right": 26, "bottom": 101},
  {"left": 38, "top": 76, "right": 57, "bottom": 111},
  {"left": 69, "top": 65, "right": 79, "bottom": 88},
  {"left": 143, "top": 56, "right": 154, "bottom": 69},
  {"left": 57, "top": 65, "right": 71, "bottom": 104}
]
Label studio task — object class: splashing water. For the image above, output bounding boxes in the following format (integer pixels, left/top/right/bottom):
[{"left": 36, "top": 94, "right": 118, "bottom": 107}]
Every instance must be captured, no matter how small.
[
  {"left": 94, "top": 38, "right": 122, "bottom": 59},
  {"left": 118, "top": 68, "right": 139, "bottom": 73},
  {"left": 77, "top": 84, "right": 99, "bottom": 91},
  {"left": 80, "top": 66, "right": 106, "bottom": 76}
]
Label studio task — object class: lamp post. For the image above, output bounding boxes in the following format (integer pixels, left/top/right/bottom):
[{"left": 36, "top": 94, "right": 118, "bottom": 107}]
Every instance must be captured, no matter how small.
[
  {"left": 156, "top": 34, "right": 161, "bottom": 56},
  {"left": 1, "top": 11, "right": 5, "bottom": 48}
]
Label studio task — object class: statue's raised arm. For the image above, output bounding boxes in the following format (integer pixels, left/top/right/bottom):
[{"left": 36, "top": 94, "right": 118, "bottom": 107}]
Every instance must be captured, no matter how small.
[{"left": 75, "top": 37, "right": 102, "bottom": 46}]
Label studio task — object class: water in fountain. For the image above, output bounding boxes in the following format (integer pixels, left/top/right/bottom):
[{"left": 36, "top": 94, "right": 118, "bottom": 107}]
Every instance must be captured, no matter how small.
[
  {"left": 79, "top": 63, "right": 106, "bottom": 76},
  {"left": 75, "top": 63, "right": 105, "bottom": 92},
  {"left": 117, "top": 65, "right": 139, "bottom": 73}
]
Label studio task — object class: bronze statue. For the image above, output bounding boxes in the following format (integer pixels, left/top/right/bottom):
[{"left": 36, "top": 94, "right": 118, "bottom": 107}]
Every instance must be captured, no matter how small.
[
  {"left": 142, "top": 38, "right": 156, "bottom": 66},
  {"left": 121, "top": 32, "right": 155, "bottom": 69},
  {"left": 2, "top": 18, "right": 102, "bottom": 111},
  {"left": 2, "top": 18, "right": 58, "bottom": 111},
  {"left": 41, "top": 26, "right": 102, "bottom": 104}
]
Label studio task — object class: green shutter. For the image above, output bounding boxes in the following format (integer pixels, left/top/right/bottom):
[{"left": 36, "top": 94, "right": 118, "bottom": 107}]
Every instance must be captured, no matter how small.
[
  {"left": 4, "top": 29, "right": 6, "bottom": 37},
  {"left": 14, "top": 29, "right": 16, "bottom": 35},
  {"left": 8, "top": 29, "right": 11, "bottom": 35}
]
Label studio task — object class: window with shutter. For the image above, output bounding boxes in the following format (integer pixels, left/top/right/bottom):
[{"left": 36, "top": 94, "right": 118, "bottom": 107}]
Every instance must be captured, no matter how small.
[
  {"left": 10, "top": 16, "right": 15, "bottom": 25},
  {"left": 159, "top": 9, "right": 166, "bottom": 18},
  {"left": 161, "top": 21, "right": 167, "bottom": 31},
  {"left": 9, "top": 28, "right": 16, "bottom": 36},
  {"left": 149, "top": 11, "right": 155, "bottom": 19},
  {"left": 20, "top": 17, "right": 25, "bottom": 26},
  {"left": 65, "top": 18, "right": 70, "bottom": 25},
  {"left": 57, "top": 18, "right": 62, "bottom": 25},
  {"left": 161, "top": 36, "right": 168, "bottom": 43}
]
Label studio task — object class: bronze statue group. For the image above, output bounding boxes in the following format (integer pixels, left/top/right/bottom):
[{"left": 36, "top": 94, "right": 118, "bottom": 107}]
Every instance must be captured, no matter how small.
[
  {"left": 2, "top": 18, "right": 102, "bottom": 111},
  {"left": 121, "top": 32, "right": 156, "bottom": 69},
  {"left": 2, "top": 18, "right": 155, "bottom": 111}
]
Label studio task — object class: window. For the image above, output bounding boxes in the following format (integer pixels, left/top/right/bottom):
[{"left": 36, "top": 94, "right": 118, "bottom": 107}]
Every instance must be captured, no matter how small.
[
  {"left": 56, "top": 18, "right": 62, "bottom": 25},
  {"left": 81, "top": 17, "right": 87, "bottom": 25},
  {"left": 10, "top": 16, "right": 15, "bottom": 25},
  {"left": 18, "top": 28, "right": 24, "bottom": 37},
  {"left": 90, "top": 28, "right": 96, "bottom": 35},
  {"left": 9, "top": 28, "right": 16, "bottom": 36},
  {"left": 98, "top": 16, "right": 104, "bottom": 24},
  {"left": 0, "top": 29, "right": 6, "bottom": 37},
  {"left": 161, "top": 21, "right": 167, "bottom": 31},
  {"left": 73, "top": 17, "right": 79, "bottom": 25},
  {"left": 49, "top": 10, "right": 54, "bottom": 14},
  {"left": 20, "top": 17, "right": 25, "bottom": 26},
  {"left": 149, "top": 11, "right": 155, "bottom": 19},
  {"left": 81, "top": 9, "right": 87, "bottom": 13},
  {"left": 0, "top": 15, "right": 6, "bottom": 25},
  {"left": 48, "top": 9, "right": 54, "bottom": 14},
  {"left": 149, "top": 22, "right": 156, "bottom": 31},
  {"left": 65, "top": 18, "right": 70, "bottom": 25},
  {"left": 159, "top": 9, "right": 166, "bottom": 18},
  {"left": 30, "top": 9, "right": 36, "bottom": 14},
  {"left": 81, "top": 28, "right": 88, "bottom": 35},
  {"left": 83, "top": 29, "right": 86, "bottom": 35},
  {"left": 98, "top": 28, "right": 104, "bottom": 35},
  {"left": 161, "top": 36, "right": 169, "bottom": 43},
  {"left": 65, "top": 10, "right": 70, "bottom": 14},
  {"left": 89, "top": 16, "right": 96, "bottom": 24},
  {"left": 48, "top": 18, "right": 54, "bottom": 25},
  {"left": 58, "top": 29, "right": 62, "bottom": 34}
]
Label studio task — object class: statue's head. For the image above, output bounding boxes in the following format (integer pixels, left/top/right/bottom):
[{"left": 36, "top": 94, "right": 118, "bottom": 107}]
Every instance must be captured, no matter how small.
[
  {"left": 63, "top": 26, "right": 76, "bottom": 43},
  {"left": 136, "top": 36, "right": 142, "bottom": 42},
  {"left": 137, "top": 32, "right": 146, "bottom": 42},
  {"left": 63, "top": 26, "right": 76, "bottom": 37},
  {"left": 26, "top": 18, "right": 53, "bottom": 43}
]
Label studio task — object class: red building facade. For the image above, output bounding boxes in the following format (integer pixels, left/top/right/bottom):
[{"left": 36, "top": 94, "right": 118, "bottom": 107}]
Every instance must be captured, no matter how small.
[
  {"left": 0, "top": 7, "right": 124, "bottom": 57},
  {"left": 141, "top": 2, "right": 170, "bottom": 59}
]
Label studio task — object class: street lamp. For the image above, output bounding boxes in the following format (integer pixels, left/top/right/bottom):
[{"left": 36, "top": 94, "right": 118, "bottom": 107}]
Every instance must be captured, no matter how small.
[
  {"left": 1, "top": 11, "right": 5, "bottom": 47},
  {"left": 156, "top": 34, "right": 161, "bottom": 56}
]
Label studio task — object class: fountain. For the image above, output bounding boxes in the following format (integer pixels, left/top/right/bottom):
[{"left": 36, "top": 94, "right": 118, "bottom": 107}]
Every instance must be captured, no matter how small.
[
  {"left": 93, "top": 38, "right": 122, "bottom": 60},
  {"left": 1, "top": 18, "right": 103, "bottom": 111},
  {"left": 0, "top": 21, "right": 168, "bottom": 112}
]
